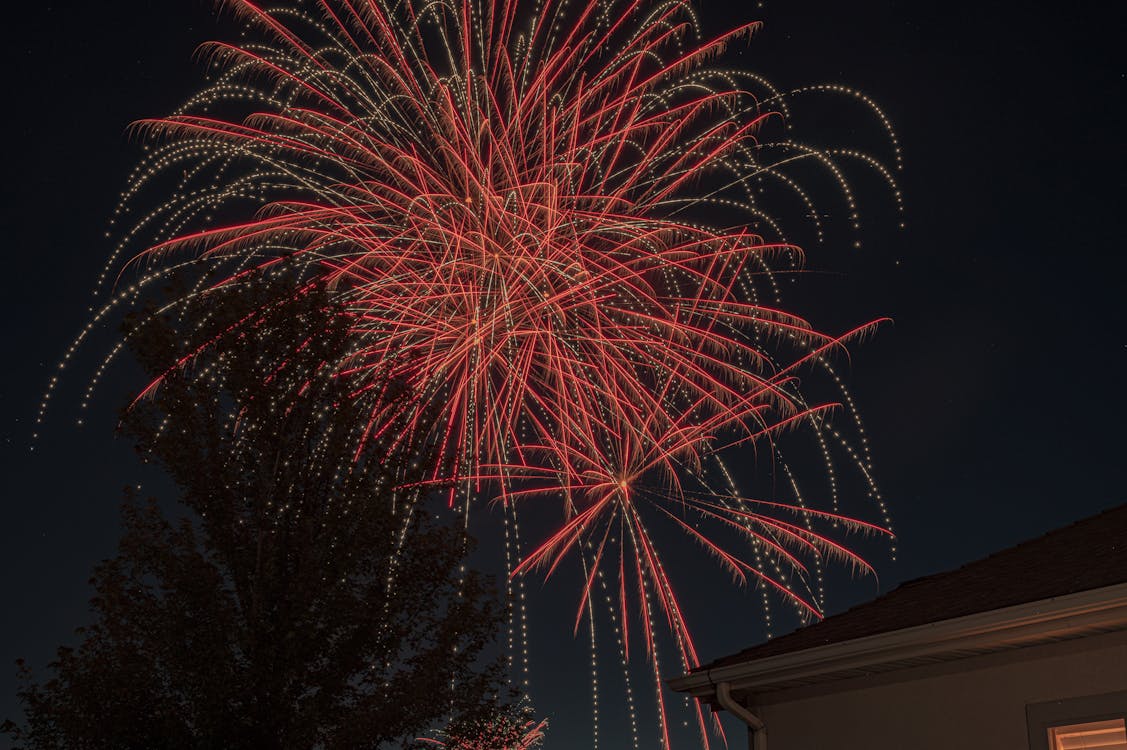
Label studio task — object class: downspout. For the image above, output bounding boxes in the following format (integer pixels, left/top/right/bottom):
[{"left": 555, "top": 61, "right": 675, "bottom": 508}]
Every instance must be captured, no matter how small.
[{"left": 716, "top": 681, "right": 767, "bottom": 750}]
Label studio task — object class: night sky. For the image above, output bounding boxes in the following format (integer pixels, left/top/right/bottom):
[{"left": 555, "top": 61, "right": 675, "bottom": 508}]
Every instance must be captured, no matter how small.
[{"left": 2, "top": 1, "right": 1124, "bottom": 748}]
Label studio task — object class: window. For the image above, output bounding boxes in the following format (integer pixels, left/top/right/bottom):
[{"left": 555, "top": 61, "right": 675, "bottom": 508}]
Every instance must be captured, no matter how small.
[
  {"left": 1028, "top": 692, "right": 1127, "bottom": 750},
  {"left": 1048, "top": 718, "right": 1127, "bottom": 750}
]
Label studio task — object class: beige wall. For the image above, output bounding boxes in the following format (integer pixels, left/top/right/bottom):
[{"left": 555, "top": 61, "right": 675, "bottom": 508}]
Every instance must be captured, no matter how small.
[{"left": 750, "top": 629, "right": 1127, "bottom": 750}]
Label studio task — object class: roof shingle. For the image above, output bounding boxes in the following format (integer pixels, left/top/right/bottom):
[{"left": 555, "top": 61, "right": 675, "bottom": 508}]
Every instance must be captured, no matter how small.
[{"left": 699, "top": 502, "right": 1127, "bottom": 671}]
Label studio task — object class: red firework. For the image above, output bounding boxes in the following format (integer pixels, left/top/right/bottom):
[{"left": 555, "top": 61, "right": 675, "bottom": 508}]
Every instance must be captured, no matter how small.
[
  {"left": 419, "top": 718, "right": 548, "bottom": 749},
  {"left": 58, "top": 0, "right": 901, "bottom": 745}
]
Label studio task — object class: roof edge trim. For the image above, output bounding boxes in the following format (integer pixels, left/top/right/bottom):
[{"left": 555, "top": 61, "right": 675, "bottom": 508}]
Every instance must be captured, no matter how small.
[{"left": 669, "top": 581, "right": 1127, "bottom": 697}]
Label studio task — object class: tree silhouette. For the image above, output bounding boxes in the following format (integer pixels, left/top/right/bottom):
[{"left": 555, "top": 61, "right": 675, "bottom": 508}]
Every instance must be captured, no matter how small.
[{"left": 5, "top": 277, "right": 524, "bottom": 749}]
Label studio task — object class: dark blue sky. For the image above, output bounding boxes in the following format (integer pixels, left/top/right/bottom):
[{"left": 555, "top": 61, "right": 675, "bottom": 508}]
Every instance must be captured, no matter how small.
[{"left": 2, "top": 1, "right": 1124, "bottom": 748}]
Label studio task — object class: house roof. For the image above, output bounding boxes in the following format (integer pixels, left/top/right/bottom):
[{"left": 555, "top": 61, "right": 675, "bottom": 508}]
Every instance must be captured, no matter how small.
[{"left": 697, "top": 502, "right": 1127, "bottom": 672}]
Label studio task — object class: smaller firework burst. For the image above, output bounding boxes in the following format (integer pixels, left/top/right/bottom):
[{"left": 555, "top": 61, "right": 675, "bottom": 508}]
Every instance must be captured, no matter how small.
[{"left": 419, "top": 717, "right": 548, "bottom": 749}]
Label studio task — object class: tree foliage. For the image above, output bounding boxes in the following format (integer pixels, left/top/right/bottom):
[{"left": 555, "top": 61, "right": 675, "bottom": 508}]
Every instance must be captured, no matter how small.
[{"left": 5, "top": 276, "right": 524, "bottom": 749}]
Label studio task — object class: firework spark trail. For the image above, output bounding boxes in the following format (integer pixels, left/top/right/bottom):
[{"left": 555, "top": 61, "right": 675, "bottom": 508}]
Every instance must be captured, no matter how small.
[{"left": 50, "top": 0, "right": 903, "bottom": 744}]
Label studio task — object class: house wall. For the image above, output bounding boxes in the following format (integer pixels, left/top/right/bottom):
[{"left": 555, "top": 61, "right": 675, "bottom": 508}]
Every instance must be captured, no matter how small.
[{"left": 749, "top": 628, "right": 1127, "bottom": 750}]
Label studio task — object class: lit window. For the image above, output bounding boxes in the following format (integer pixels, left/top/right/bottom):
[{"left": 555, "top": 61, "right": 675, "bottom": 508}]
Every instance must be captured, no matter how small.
[{"left": 1048, "top": 719, "right": 1127, "bottom": 750}]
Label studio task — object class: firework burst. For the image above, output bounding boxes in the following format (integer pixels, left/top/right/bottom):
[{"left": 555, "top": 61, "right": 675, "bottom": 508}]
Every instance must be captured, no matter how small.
[
  {"left": 49, "top": 0, "right": 901, "bottom": 745},
  {"left": 420, "top": 717, "right": 548, "bottom": 749}
]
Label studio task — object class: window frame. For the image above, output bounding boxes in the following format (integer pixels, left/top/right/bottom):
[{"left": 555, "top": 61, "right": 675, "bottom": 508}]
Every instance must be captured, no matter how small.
[{"left": 1026, "top": 691, "right": 1127, "bottom": 750}]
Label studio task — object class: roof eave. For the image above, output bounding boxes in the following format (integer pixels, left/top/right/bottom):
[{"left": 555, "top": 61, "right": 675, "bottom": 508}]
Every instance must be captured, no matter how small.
[{"left": 669, "top": 581, "right": 1127, "bottom": 699}]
